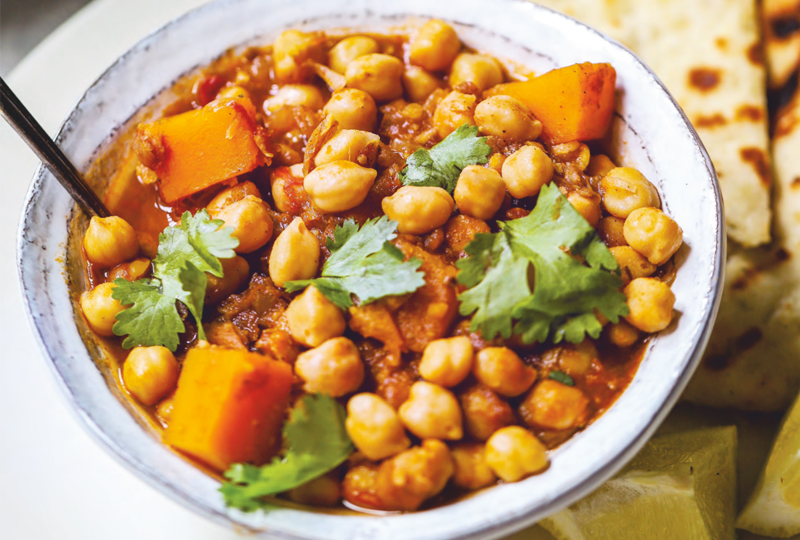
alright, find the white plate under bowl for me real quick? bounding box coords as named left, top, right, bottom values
left=16, top=0, right=724, bottom=538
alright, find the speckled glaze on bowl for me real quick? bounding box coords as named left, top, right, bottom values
left=16, top=0, right=724, bottom=538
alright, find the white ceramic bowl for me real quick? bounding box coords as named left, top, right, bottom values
left=17, top=0, right=724, bottom=538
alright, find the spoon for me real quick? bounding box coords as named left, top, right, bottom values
left=0, top=76, right=110, bottom=218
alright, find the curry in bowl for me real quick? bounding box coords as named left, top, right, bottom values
left=77, top=20, right=683, bottom=513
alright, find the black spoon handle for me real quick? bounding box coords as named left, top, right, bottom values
left=0, top=76, right=110, bottom=218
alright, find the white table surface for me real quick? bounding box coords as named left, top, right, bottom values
left=0, top=2, right=554, bottom=538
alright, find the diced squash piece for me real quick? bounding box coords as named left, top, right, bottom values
left=102, top=154, right=169, bottom=237
left=164, top=347, right=292, bottom=472
left=135, top=97, right=265, bottom=203
left=488, top=62, right=616, bottom=145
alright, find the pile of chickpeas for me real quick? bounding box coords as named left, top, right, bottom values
left=79, top=18, right=683, bottom=512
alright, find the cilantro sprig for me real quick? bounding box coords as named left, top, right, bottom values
left=285, top=216, right=425, bottom=309
left=457, top=183, right=629, bottom=345
left=400, top=124, right=492, bottom=193
left=111, top=210, right=238, bottom=351
left=220, top=394, right=353, bottom=511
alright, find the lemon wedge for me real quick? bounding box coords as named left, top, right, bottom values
left=539, top=426, right=737, bottom=540
left=737, top=392, right=800, bottom=537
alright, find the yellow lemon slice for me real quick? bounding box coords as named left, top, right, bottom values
left=539, top=426, right=737, bottom=540
left=737, top=392, right=800, bottom=537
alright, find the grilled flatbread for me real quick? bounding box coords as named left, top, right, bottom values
left=762, top=0, right=800, bottom=89
left=684, top=87, right=800, bottom=411
left=533, top=0, right=772, bottom=247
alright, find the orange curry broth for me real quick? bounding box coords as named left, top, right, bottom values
left=81, top=28, right=647, bottom=512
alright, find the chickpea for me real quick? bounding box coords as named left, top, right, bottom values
left=155, top=393, right=175, bottom=426
left=501, top=145, right=554, bottom=199
left=80, top=282, right=127, bottom=336
left=346, top=53, right=404, bottom=102
left=488, top=152, right=506, bottom=174
left=323, top=88, right=377, bottom=131
left=343, top=463, right=384, bottom=510
left=382, top=186, right=454, bottom=235
left=399, top=381, right=463, bottom=440
left=623, top=207, right=683, bottom=265
left=567, top=191, right=602, bottom=227
left=607, top=320, right=640, bottom=347
left=286, top=285, right=346, bottom=347
left=485, top=426, right=548, bottom=482
left=473, top=347, right=537, bottom=397
left=449, top=53, right=503, bottom=92
left=519, top=380, right=590, bottom=431
left=375, top=439, right=454, bottom=511
left=403, top=66, right=444, bottom=103
left=273, top=29, right=324, bottom=84
left=610, top=246, right=657, bottom=285
left=585, top=154, right=616, bottom=178
left=304, top=161, right=377, bottom=213
left=409, top=20, right=461, bottom=71
left=314, top=129, right=381, bottom=168
left=216, top=84, right=251, bottom=102
left=460, top=385, right=515, bottom=441
left=295, top=337, right=364, bottom=397
left=551, top=141, right=591, bottom=173
left=433, top=90, right=477, bottom=138
left=107, top=258, right=151, bottom=282
left=122, top=346, right=179, bottom=406
left=211, top=195, right=273, bottom=254
left=542, top=339, right=597, bottom=378
left=264, top=84, right=324, bottom=112
left=419, top=336, right=474, bottom=387
left=597, top=216, right=627, bottom=247
left=206, top=181, right=261, bottom=215
left=270, top=165, right=303, bottom=213
left=329, top=36, right=379, bottom=74
left=269, top=218, right=320, bottom=287
left=346, top=393, right=411, bottom=460
left=600, top=167, right=660, bottom=218
left=454, top=165, right=506, bottom=220
left=624, top=277, right=676, bottom=333
left=451, top=443, right=497, bottom=490
left=205, top=255, right=249, bottom=304
left=83, top=216, right=139, bottom=268
left=475, top=95, right=542, bottom=141
left=288, top=473, right=341, bottom=507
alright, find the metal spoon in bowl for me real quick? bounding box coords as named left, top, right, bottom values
left=0, top=76, right=110, bottom=218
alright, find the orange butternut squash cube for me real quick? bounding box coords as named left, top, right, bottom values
left=164, top=347, right=292, bottom=472
left=488, top=63, right=616, bottom=145
left=136, top=97, right=266, bottom=203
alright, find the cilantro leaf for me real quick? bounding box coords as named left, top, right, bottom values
left=111, top=210, right=238, bottom=350
left=457, top=183, right=629, bottom=344
left=400, top=124, right=492, bottom=193
left=111, top=279, right=185, bottom=351
left=285, top=216, right=425, bottom=309
left=456, top=233, right=531, bottom=340
left=549, top=370, right=575, bottom=386
left=220, top=394, right=353, bottom=511
left=156, top=209, right=238, bottom=278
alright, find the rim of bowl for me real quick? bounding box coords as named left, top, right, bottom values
left=16, top=0, right=725, bottom=538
